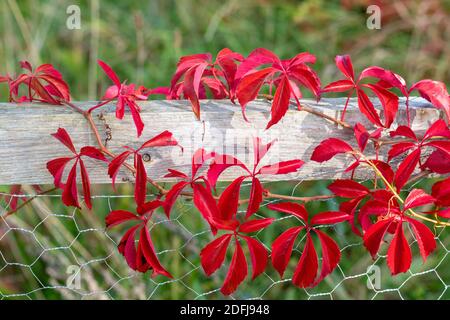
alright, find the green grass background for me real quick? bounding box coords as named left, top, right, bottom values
left=0, top=0, right=449, bottom=299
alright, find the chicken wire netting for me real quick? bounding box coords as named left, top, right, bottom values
left=0, top=176, right=449, bottom=300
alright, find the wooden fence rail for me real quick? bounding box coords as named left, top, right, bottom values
left=0, top=97, right=441, bottom=185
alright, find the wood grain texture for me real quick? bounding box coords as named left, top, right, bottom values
left=0, top=97, right=442, bottom=185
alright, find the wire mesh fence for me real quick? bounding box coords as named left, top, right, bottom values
left=0, top=177, right=449, bottom=300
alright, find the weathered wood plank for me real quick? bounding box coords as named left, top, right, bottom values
left=0, top=98, right=442, bottom=185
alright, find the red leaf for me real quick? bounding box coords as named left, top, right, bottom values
left=321, top=79, right=355, bottom=93
left=387, top=142, right=416, bottom=161
left=266, top=75, right=291, bottom=129
left=162, top=181, right=189, bottom=218
left=356, top=89, right=383, bottom=127
left=267, top=202, right=308, bottom=222
left=79, top=159, right=92, bottom=210
left=207, top=154, right=249, bottom=188
left=137, top=199, right=163, bottom=216
left=432, top=177, right=450, bottom=207
left=193, top=183, right=237, bottom=233
left=241, top=235, right=268, bottom=280
left=258, top=159, right=304, bottom=175
left=139, top=227, right=172, bottom=278
left=97, top=60, right=121, bottom=87
left=183, top=62, right=209, bottom=119
left=292, top=233, right=318, bottom=288
left=245, top=177, right=263, bottom=218
left=134, top=153, right=147, bottom=207
left=105, top=210, right=139, bottom=228
left=363, top=83, right=398, bottom=128
left=370, top=160, right=395, bottom=185
left=394, top=148, right=421, bottom=190
left=62, top=161, right=79, bottom=208
left=390, top=126, right=417, bottom=140
left=387, top=223, right=412, bottom=275
left=239, top=218, right=275, bottom=233
left=423, top=149, right=450, bottom=174
left=79, top=146, right=107, bottom=162
left=118, top=225, right=139, bottom=270
left=236, top=68, right=275, bottom=120
left=354, top=123, right=370, bottom=152
left=327, top=179, right=370, bottom=198
left=271, top=226, right=303, bottom=277
left=252, top=137, right=276, bottom=168
left=218, top=176, right=245, bottom=221
left=221, top=241, right=248, bottom=295
left=363, top=218, right=393, bottom=258
left=108, top=150, right=133, bottom=188
left=314, top=229, right=341, bottom=285
left=200, top=234, right=232, bottom=276
left=423, top=119, right=450, bottom=140
left=335, top=55, right=355, bottom=80
left=192, top=148, right=218, bottom=179
left=426, top=141, right=450, bottom=156
left=310, top=138, right=353, bottom=162
left=404, top=189, right=435, bottom=211
left=410, top=80, right=450, bottom=121
left=127, top=100, right=145, bottom=137
left=406, top=217, right=436, bottom=262
left=310, top=211, right=350, bottom=225
left=51, top=128, right=77, bottom=154
left=46, top=157, right=73, bottom=188
left=138, top=130, right=180, bottom=150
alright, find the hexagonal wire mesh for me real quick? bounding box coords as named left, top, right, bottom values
left=0, top=174, right=449, bottom=300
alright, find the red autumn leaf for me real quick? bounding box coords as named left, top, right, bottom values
left=405, top=217, right=436, bottom=261
left=236, top=48, right=320, bottom=127
left=335, top=55, right=354, bottom=79
left=105, top=210, right=140, bottom=228
left=313, top=229, right=341, bottom=285
left=356, top=89, right=383, bottom=127
left=162, top=181, right=190, bottom=218
left=200, top=233, right=233, bottom=276
left=266, top=75, right=291, bottom=129
left=118, top=225, right=139, bottom=270
left=363, top=218, right=393, bottom=258
left=139, top=226, right=172, bottom=278
left=387, top=223, right=412, bottom=275
left=108, top=150, right=134, bottom=188
left=310, top=138, right=353, bottom=162
left=236, top=68, right=275, bottom=120
left=321, top=79, right=355, bottom=93
left=47, top=128, right=107, bottom=209
left=422, top=149, right=450, bottom=174
left=217, top=176, right=246, bottom=221
left=403, top=189, right=435, bottom=211
left=410, top=80, right=450, bottom=121
left=246, top=177, right=263, bottom=218
left=239, top=218, right=275, bottom=233
left=267, top=202, right=308, bottom=222
left=271, top=226, right=304, bottom=277
left=241, top=235, right=268, bottom=280
left=258, top=159, right=305, bottom=175
left=394, top=148, right=421, bottom=190
left=134, top=153, right=147, bottom=207
left=97, top=60, right=148, bottom=137
left=327, top=179, right=370, bottom=198
left=432, top=177, right=450, bottom=207
left=387, top=142, right=416, bottom=161
left=292, top=233, right=318, bottom=288
left=138, top=130, right=181, bottom=150
left=322, top=55, right=400, bottom=127
left=10, top=61, right=70, bottom=104
left=310, top=211, right=350, bottom=225
left=221, top=241, right=248, bottom=295
left=390, top=125, right=417, bottom=140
